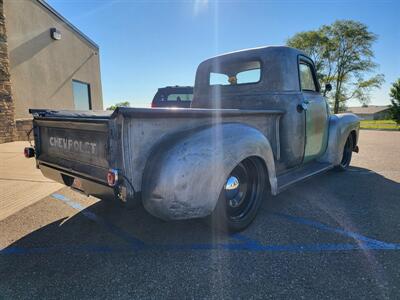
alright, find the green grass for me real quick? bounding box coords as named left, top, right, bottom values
left=360, top=119, right=400, bottom=130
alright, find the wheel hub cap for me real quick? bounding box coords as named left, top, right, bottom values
left=225, top=176, right=242, bottom=207
left=225, top=176, right=239, bottom=191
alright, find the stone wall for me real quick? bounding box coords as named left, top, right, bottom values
left=0, top=0, right=15, bottom=143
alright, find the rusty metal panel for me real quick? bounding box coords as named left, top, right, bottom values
left=119, top=110, right=283, bottom=193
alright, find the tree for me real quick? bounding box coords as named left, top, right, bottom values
left=287, top=20, right=384, bottom=113
left=106, top=101, right=130, bottom=111
left=389, top=79, right=400, bottom=125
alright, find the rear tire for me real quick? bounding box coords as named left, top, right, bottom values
left=209, top=157, right=266, bottom=232
left=335, top=134, right=354, bottom=171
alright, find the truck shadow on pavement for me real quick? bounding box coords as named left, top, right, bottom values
left=1, top=167, right=400, bottom=299
left=1, top=166, right=400, bottom=256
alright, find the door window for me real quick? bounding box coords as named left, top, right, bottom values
left=72, top=80, right=92, bottom=110
left=299, top=63, right=317, bottom=92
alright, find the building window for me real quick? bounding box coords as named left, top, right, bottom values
left=72, top=80, right=92, bottom=110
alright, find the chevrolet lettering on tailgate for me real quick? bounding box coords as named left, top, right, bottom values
left=49, top=136, right=97, bottom=155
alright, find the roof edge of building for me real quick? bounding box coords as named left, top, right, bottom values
left=346, top=105, right=391, bottom=114
left=36, top=0, right=99, bottom=50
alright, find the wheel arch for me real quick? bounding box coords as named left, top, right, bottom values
left=141, top=123, right=277, bottom=220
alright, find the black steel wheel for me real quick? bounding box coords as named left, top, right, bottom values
left=335, top=134, right=354, bottom=171
left=211, top=157, right=266, bottom=232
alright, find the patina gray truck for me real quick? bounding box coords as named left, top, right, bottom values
left=27, top=46, right=360, bottom=231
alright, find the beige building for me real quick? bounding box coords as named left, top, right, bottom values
left=0, top=0, right=103, bottom=143
left=346, top=105, right=391, bottom=120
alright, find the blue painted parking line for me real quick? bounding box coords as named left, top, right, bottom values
left=52, top=193, right=144, bottom=248
left=0, top=245, right=118, bottom=255
left=52, top=193, right=266, bottom=251
left=50, top=193, right=400, bottom=252
left=2, top=241, right=400, bottom=256
left=273, top=212, right=399, bottom=249
left=3, top=193, right=399, bottom=255
left=229, top=233, right=265, bottom=249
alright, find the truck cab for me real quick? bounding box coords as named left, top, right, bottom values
left=192, top=46, right=332, bottom=174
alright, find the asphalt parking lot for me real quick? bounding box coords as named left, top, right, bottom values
left=0, top=130, right=399, bottom=299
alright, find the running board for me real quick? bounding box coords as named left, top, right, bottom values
left=276, top=162, right=333, bottom=193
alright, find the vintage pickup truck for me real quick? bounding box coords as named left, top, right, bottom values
left=26, top=46, right=359, bottom=231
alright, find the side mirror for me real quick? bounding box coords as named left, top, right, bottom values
left=325, top=83, right=332, bottom=92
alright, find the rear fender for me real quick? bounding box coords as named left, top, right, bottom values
left=141, top=123, right=277, bottom=220
left=318, top=113, right=360, bottom=165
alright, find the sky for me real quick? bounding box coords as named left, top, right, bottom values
left=47, top=0, right=400, bottom=108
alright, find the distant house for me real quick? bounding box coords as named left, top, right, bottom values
left=0, top=0, right=103, bottom=143
left=346, top=106, right=391, bottom=120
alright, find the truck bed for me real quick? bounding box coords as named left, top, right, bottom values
left=31, top=107, right=284, bottom=200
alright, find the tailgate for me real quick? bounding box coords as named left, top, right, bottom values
left=38, top=120, right=108, bottom=168
left=33, top=116, right=111, bottom=183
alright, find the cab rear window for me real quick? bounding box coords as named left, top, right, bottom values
left=209, top=60, right=261, bottom=86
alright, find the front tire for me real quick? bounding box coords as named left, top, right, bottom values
left=335, top=134, right=354, bottom=171
left=210, top=157, right=266, bottom=232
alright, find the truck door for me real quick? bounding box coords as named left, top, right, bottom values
left=298, top=57, right=329, bottom=163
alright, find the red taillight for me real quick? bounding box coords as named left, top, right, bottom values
left=107, top=169, right=119, bottom=187
left=24, top=147, right=35, bottom=158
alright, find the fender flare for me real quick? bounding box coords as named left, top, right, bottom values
left=319, top=113, right=360, bottom=165
left=141, top=123, right=277, bottom=220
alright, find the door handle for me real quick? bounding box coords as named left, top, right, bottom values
left=297, top=101, right=308, bottom=112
